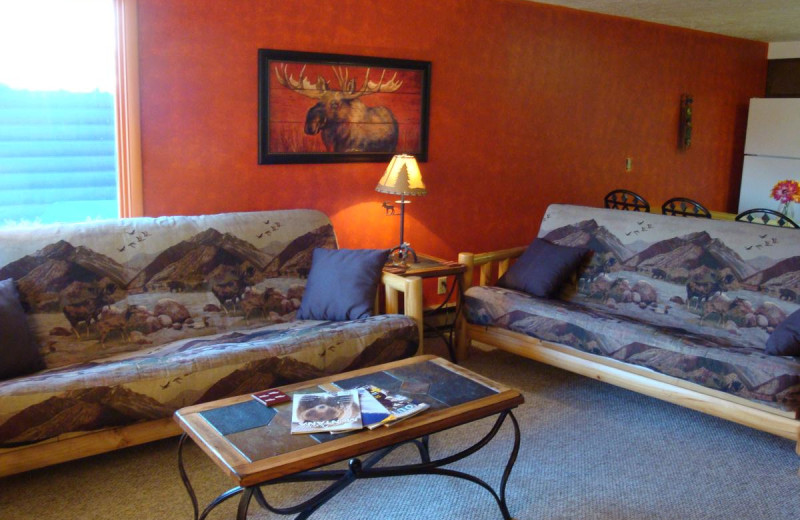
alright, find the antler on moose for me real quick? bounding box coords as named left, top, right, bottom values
left=274, top=64, right=327, bottom=99
left=331, top=66, right=403, bottom=99
left=274, top=64, right=403, bottom=99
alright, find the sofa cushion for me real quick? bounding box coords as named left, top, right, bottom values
left=497, top=238, right=589, bottom=298
left=464, top=285, right=800, bottom=412
left=0, top=278, right=43, bottom=380
left=0, top=209, right=338, bottom=370
left=766, top=309, right=800, bottom=357
left=297, top=248, right=389, bottom=321
left=0, top=314, right=418, bottom=445
left=535, top=204, right=800, bottom=350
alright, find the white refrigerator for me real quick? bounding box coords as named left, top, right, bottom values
left=737, top=98, right=800, bottom=213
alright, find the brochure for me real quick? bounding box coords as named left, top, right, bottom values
left=290, top=389, right=363, bottom=435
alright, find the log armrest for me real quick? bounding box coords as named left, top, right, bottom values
left=456, top=247, right=526, bottom=359
left=381, top=272, right=424, bottom=355
left=457, top=247, right=526, bottom=288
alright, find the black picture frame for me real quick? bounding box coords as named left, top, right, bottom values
left=258, top=49, right=431, bottom=165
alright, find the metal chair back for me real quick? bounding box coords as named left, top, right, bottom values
left=735, top=208, right=799, bottom=228
left=604, top=190, right=650, bottom=212
left=661, top=197, right=711, bottom=218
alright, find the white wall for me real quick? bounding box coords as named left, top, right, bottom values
left=768, top=42, right=800, bottom=59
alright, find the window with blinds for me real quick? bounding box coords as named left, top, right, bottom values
left=0, top=0, right=118, bottom=226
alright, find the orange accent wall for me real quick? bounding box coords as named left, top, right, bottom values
left=137, top=0, right=766, bottom=259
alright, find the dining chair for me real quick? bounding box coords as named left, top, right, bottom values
left=661, top=197, right=711, bottom=218
left=604, top=189, right=650, bottom=212
left=735, top=208, right=799, bottom=228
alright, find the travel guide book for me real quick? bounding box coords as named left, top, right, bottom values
left=290, top=389, right=363, bottom=435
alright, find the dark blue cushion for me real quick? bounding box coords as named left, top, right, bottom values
left=497, top=238, right=589, bottom=298
left=766, top=309, right=800, bottom=357
left=297, top=248, right=389, bottom=321
left=0, top=278, right=43, bottom=380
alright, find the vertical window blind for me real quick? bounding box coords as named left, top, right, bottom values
left=0, top=0, right=119, bottom=226
left=0, top=86, right=117, bottom=224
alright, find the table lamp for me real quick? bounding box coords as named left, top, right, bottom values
left=376, top=154, right=426, bottom=265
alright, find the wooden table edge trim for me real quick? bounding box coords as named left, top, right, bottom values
left=174, top=413, right=248, bottom=478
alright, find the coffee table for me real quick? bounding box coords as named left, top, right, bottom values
left=175, top=355, right=524, bottom=519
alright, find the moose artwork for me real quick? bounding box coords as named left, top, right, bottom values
left=258, top=49, right=430, bottom=164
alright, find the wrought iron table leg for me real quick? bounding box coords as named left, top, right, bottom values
left=292, top=460, right=360, bottom=520
left=347, top=410, right=521, bottom=520
left=237, top=487, right=255, bottom=520
left=248, top=458, right=361, bottom=518
left=419, top=435, right=431, bottom=463
left=179, top=433, right=245, bottom=520
left=499, top=411, right=521, bottom=519
left=177, top=433, right=199, bottom=520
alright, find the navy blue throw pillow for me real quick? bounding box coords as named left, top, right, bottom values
left=0, top=278, right=43, bottom=380
left=766, top=309, right=800, bottom=357
left=497, top=238, right=590, bottom=298
left=297, top=248, right=389, bottom=321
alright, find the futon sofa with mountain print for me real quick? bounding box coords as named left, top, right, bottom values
left=460, top=204, right=800, bottom=450
left=0, top=210, right=419, bottom=475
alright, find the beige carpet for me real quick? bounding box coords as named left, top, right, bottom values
left=1, top=342, right=799, bottom=520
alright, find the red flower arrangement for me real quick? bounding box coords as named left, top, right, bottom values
left=770, top=179, right=800, bottom=218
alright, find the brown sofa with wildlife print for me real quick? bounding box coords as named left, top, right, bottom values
left=0, top=209, right=422, bottom=476
left=458, top=204, right=800, bottom=459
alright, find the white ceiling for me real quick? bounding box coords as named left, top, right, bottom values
left=528, top=0, right=800, bottom=43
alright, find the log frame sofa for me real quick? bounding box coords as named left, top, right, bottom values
left=0, top=272, right=421, bottom=478
left=456, top=204, right=800, bottom=464
left=0, top=209, right=423, bottom=477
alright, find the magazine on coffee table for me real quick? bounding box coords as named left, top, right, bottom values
left=357, top=387, right=392, bottom=429
left=290, top=389, right=363, bottom=435
left=359, top=385, right=429, bottom=428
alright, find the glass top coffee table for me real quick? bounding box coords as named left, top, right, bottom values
left=175, top=355, right=524, bottom=519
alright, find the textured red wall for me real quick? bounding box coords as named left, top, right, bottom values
left=136, top=0, right=767, bottom=258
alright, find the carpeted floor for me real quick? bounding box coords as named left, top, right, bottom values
left=1, top=345, right=799, bottom=520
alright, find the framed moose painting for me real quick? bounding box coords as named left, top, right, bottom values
left=258, top=49, right=431, bottom=164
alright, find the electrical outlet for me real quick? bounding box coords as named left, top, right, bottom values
left=437, top=277, right=447, bottom=295
left=625, top=157, right=633, bottom=172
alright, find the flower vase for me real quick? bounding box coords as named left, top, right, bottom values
left=778, top=202, right=795, bottom=220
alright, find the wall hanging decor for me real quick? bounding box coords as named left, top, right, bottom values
left=679, top=93, right=693, bottom=150
left=258, top=49, right=431, bottom=164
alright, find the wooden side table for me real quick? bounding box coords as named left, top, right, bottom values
left=384, top=253, right=466, bottom=362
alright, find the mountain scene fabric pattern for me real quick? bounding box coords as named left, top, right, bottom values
left=0, top=210, right=336, bottom=368
left=465, top=204, right=800, bottom=411
left=0, top=210, right=417, bottom=445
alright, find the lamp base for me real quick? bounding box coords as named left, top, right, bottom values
left=389, top=242, right=418, bottom=267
